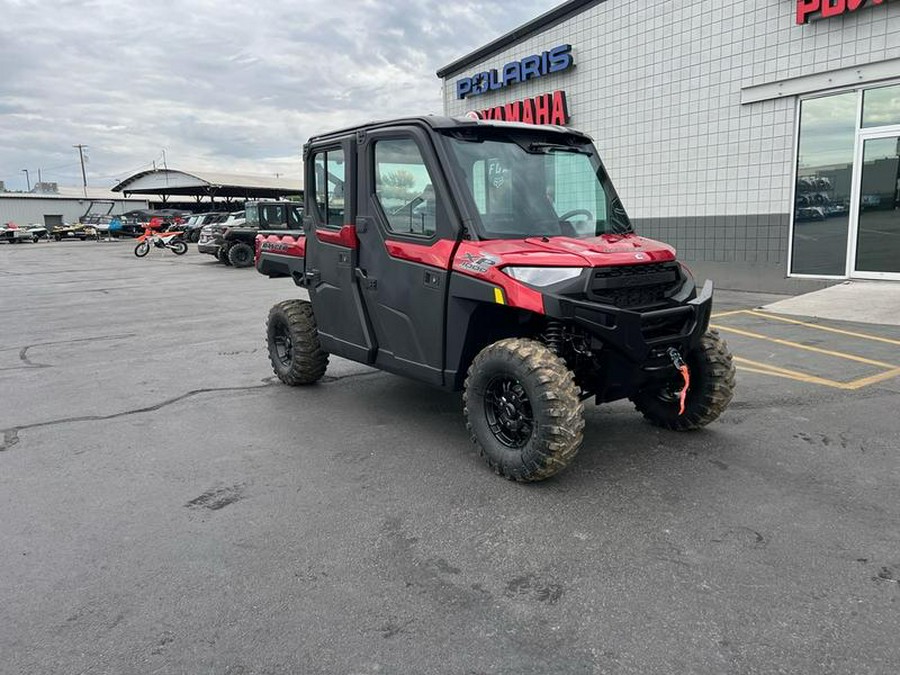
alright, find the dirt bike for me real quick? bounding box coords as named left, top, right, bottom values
left=134, top=228, right=188, bottom=257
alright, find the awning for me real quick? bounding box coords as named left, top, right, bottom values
left=111, top=169, right=302, bottom=200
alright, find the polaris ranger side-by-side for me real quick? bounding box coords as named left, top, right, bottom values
left=199, top=201, right=302, bottom=267
left=256, top=117, right=735, bottom=481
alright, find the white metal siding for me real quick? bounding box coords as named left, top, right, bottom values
left=0, top=197, right=149, bottom=226
left=441, top=1, right=900, bottom=277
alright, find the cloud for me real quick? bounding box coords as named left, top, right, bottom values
left=0, top=0, right=549, bottom=190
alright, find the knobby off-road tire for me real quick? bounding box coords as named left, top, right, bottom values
left=267, top=300, right=328, bottom=385
left=464, top=338, right=585, bottom=482
left=228, top=242, right=254, bottom=267
left=134, top=241, right=150, bottom=257
left=171, top=240, right=188, bottom=255
left=631, top=329, right=736, bottom=431
left=217, top=245, right=232, bottom=265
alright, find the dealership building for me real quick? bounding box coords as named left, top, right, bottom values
left=438, top=0, right=900, bottom=292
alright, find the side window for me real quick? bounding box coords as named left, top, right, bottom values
left=312, top=148, right=346, bottom=227
left=260, top=204, right=285, bottom=229
left=288, top=205, right=302, bottom=227
left=374, top=138, right=440, bottom=237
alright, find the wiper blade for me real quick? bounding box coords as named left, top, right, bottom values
left=526, top=142, right=591, bottom=155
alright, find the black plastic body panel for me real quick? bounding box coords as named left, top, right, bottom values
left=354, top=125, right=461, bottom=387
left=543, top=279, right=713, bottom=363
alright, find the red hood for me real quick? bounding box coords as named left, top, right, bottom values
left=466, top=233, right=676, bottom=267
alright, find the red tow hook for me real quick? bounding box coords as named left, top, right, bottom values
left=667, top=347, right=691, bottom=415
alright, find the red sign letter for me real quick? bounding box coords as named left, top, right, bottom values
left=503, top=101, right=521, bottom=122
left=534, top=94, right=551, bottom=125
left=820, top=0, right=846, bottom=18
left=550, top=90, right=570, bottom=126
left=797, top=0, right=820, bottom=23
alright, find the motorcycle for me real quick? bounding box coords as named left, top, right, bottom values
left=134, top=228, right=188, bottom=257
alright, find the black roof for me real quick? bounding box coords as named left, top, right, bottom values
left=306, top=116, right=591, bottom=147
left=436, top=0, right=602, bottom=79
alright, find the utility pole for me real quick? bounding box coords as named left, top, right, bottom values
left=21, top=169, right=30, bottom=191
left=73, top=144, right=88, bottom=197
left=38, top=168, right=42, bottom=185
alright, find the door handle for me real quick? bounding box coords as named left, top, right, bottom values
left=356, top=268, right=377, bottom=290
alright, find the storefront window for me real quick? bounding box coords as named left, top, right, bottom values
left=855, top=136, right=900, bottom=274
left=862, top=84, right=900, bottom=129
left=791, top=92, right=857, bottom=275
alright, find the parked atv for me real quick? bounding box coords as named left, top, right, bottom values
left=257, top=116, right=735, bottom=481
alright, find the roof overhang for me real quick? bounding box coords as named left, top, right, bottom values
left=111, top=169, right=303, bottom=199
left=436, top=0, right=601, bottom=79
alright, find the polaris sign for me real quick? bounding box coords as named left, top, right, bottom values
left=455, top=44, right=573, bottom=100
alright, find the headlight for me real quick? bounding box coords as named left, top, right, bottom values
left=503, top=266, right=583, bottom=286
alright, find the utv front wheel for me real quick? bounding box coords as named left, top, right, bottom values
left=464, top=338, right=584, bottom=482
left=267, top=300, right=328, bottom=385
left=631, top=329, right=736, bottom=431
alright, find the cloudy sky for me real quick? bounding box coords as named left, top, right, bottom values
left=0, top=0, right=550, bottom=191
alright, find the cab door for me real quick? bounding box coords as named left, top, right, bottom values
left=355, top=127, right=456, bottom=385
left=304, top=140, right=375, bottom=363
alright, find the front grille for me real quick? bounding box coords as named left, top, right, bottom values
left=588, top=262, right=682, bottom=309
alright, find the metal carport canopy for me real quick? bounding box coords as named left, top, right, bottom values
left=111, top=169, right=302, bottom=200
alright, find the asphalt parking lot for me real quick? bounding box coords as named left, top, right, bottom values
left=2, top=241, right=899, bottom=674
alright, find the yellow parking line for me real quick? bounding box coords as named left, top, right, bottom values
left=845, top=367, right=900, bottom=390
left=711, top=324, right=898, bottom=369
left=736, top=365, right=840, bottom=386
left=733, top=357, right=849, bottom=388
left=711, top=309, right=751, bottom=319
left=734, top=357, right=900, bottom=390
left=745, top=310, right=900, bottom=347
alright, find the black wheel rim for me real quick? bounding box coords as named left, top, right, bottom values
left=234, top=248, right=250, bottom=264
left=272, top=321, right=293, bottom=366
left=484, top=375, right=534, bottom=448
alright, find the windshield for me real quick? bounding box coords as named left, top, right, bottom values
left=245, top=205, right=259, bottom=227
left=444, top=132, right=632, bottom=239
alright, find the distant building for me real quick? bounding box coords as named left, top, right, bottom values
left=33, top=182, right=59, bottom=194
left=0, top=181, right=5, bottom=192
left=0, top=187, right=149, bottom=227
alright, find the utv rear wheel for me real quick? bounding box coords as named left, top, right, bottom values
left=267, top=300, right=328, bottom=385
left=464, top=338, right=584, bottom=482
left=631, top=329, right=735, bottom=431
left=228, top=242, right=254, bottom=267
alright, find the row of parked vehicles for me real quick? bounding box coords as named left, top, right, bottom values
left=1, top=202, right=279, bottom=249
left=198, top=201, right=303, bottom=267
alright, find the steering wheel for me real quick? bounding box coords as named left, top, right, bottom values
left=559, top=209, right=593, bottom=223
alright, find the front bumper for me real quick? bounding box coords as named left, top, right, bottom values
left=197, top=242, right=220, bottom=255
left=543, top=279, right=714, bottom=363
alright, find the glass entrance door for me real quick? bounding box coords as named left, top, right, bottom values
left=850, top=130, right=900, bottom=279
